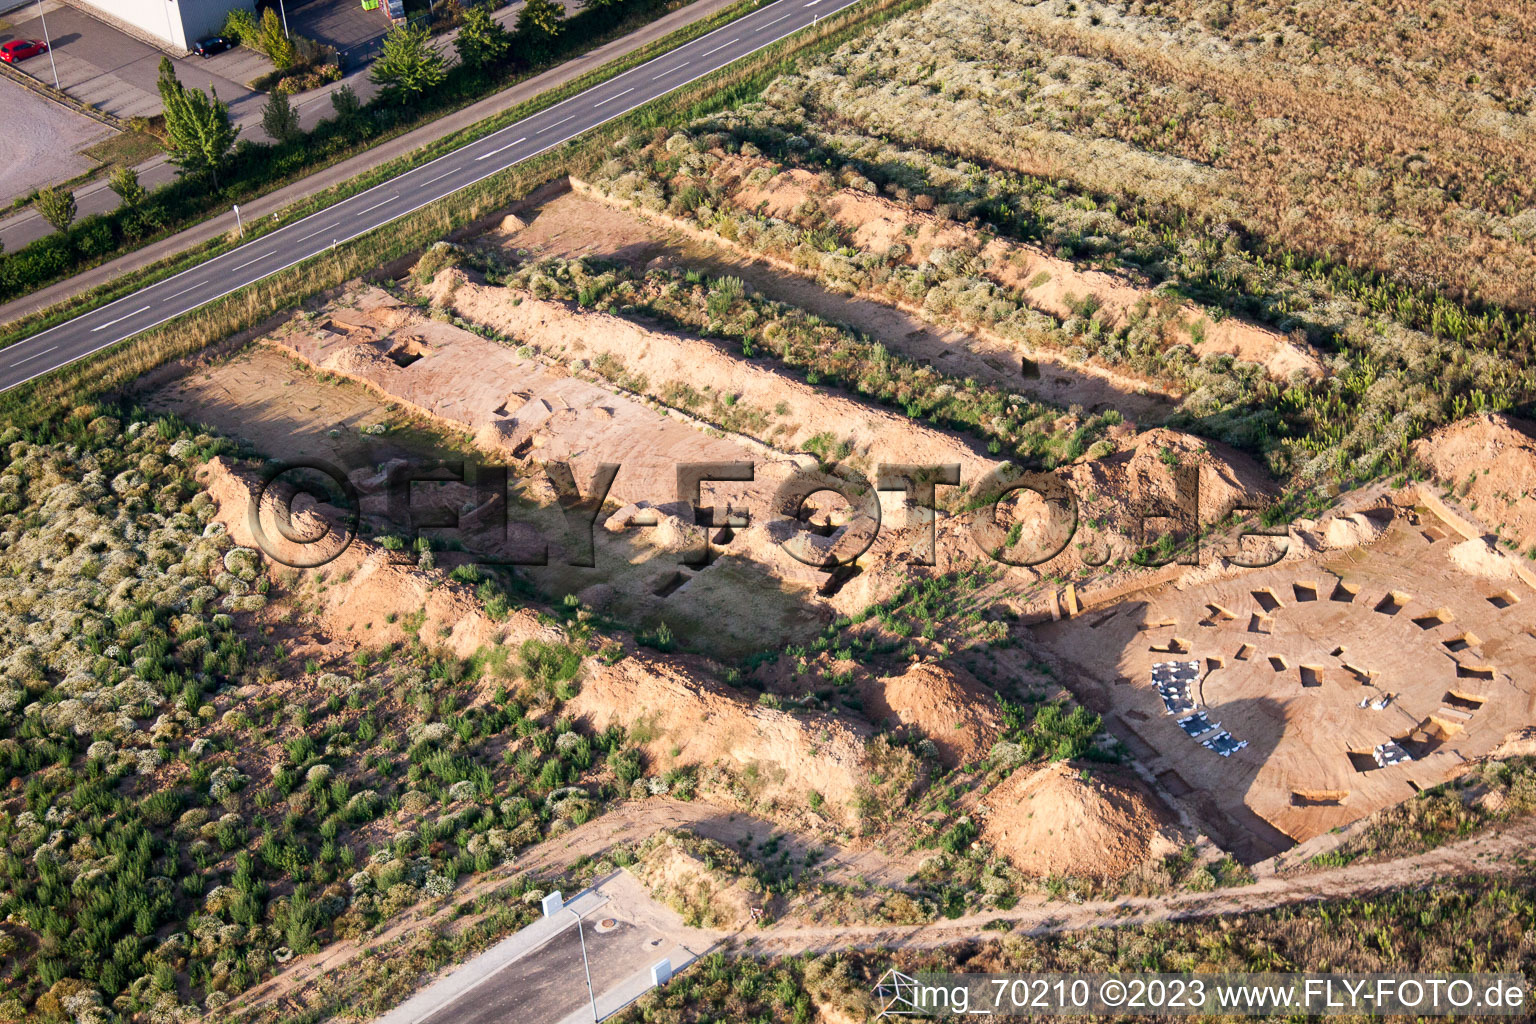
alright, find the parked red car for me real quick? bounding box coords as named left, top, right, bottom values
left=0, top=39, right=48, bottom=63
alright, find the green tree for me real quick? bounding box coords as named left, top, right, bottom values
left=455, top=2, right=511, bottom=71
left=35, top=186, right=77, bottom=233
left=516, top=0, right=565, bottom=51
left=157, top=57, right=238, bottom=185
left=371, top=23, right=447, bottom=103
left=255, top=7, right=296, bottom=69
left=223, top=6, right=258, bottom=44
left=329, top=83, right=361, bottom=122
left=107, top=166, right=146, bottom=207
left=261, top=89, right=301, bottom=144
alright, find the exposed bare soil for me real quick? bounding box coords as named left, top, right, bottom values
left=715, top=156, right=1321, bottom=384
left=1414, top=414, right=1536, bottom=555
left=1036, top=502, right=1536, bottom=852
left=861, top=663, right=1001, bottom=769
left=489, top=187, right=1174, bottom=421
left=980, top=761, right=1184, bottom=879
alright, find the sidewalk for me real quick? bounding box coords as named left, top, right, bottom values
left=0, top=0, right=581, bottom=252
left=0, top=0, right=741, bottom=328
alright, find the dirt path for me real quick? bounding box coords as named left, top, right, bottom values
left=244, top=794, right=1533, bottom=1023
left=456, top=797, right=1535, bottom=961
left=512, top=797, right=1534, bottom=959
left=745, top=818, right=1535, bottom=955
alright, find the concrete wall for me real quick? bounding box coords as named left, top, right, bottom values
left=175, top=0, right=245, bottom=46
left=75, top=0, right=246, bottom=50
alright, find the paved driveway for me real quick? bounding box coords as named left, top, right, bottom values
left=2, top=1, right=267, bottom=121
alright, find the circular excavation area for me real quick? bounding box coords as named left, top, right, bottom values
left=1043, top=506, right=1536, bottom=851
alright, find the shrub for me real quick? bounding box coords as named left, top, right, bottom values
left=35, top=187, right=77, bottom=233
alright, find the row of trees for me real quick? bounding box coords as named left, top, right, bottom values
left=0, top=0, right=669, bottom=300
left=369, top=0, right=566, bottom=103
left=20, top=2, right=565, bottom=235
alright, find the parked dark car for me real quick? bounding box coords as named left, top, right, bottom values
left=0, top=39, right=48, bottom=63
left=192, top=36, right=233, bottom=57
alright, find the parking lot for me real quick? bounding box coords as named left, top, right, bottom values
left=0, top=0, right=266, bottom=121
left=285, top=0, right=394, bottom=70
left=0, top=75, right=111, bottom=203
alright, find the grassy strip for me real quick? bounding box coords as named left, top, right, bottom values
left=0, top=0, right=764, bottom=326
left=0, top=0, right=921, bottom=426
left=0, top=0, right=766, bottom=351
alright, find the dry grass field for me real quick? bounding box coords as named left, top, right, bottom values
left=782, top=0, right=1536, bottom=310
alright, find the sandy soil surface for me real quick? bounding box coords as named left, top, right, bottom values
left=1414, top=414, right=1536, bottom=555
left=1035, top=507, right=1536, bottom=851
left=0, top=78, right=111, bottom=204
left=980, top=761, right=1184, bottom=878
left=242, top=794, right=1536, bottom=1021
left=861, top=663, right=1002, bottom=769
left=146, top=344, right=475, bottom=469
left=747, top=814, right=1536, bottom=955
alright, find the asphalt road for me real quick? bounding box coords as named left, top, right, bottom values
left=0, top=0, right=861, bottom=393
left=418, top=919, right=662, bottom=1024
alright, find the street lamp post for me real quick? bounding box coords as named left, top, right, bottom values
left=233, top=203, right=244, bottom=236
left=35, top=0, right=61, bottom=90
left=568, top=907, right=599, bottom=1022
left=277, top=0, right=290, bottom=37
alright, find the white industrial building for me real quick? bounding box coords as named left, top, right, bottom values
left=70, top=0, right=252, bottom=52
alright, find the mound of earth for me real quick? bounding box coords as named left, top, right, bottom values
left=862, top=663, right=1001, bottom=768
left=1448, top=537, right=1518, bottom=579
left=432, top=270, right=995, bottom=481
left=709, top=155, right=1311, bottom=381
left=198, top=457, right=506, bottom=660
left=1066, top=427, right=1277, bottom=527
left=1413, top=414, right=1536, bottom=548
left=566, top=653, right=871, bottom=825
left=980, top=761, right=1182, bottom=878
left=1321, top=509, right=1391, bottom=549
left=201, top=456, right=873, bottom=826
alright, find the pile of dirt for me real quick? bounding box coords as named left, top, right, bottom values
left=862, top=663, right=1001, bottom=768
left=979, top=761, right=1182, bottom=878
left=1492, top=728, right=1536, bottom=760
left=434, top=271, right=996, bottom=482
left=1448, top=537, right=1518, bottom=579
left=566, top=652, right=872, bottom=826
left=1064, top=427, right=1277, bottom=530
left=198, top=456, right=509, bottom=661
left=709, top=155, right=1317, bottom=382
left=201, top=456, right=874, bottom=826
left=1413, top=414, right=1536, bottom=550
left=1320, top=509, right=1391, bottom=549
